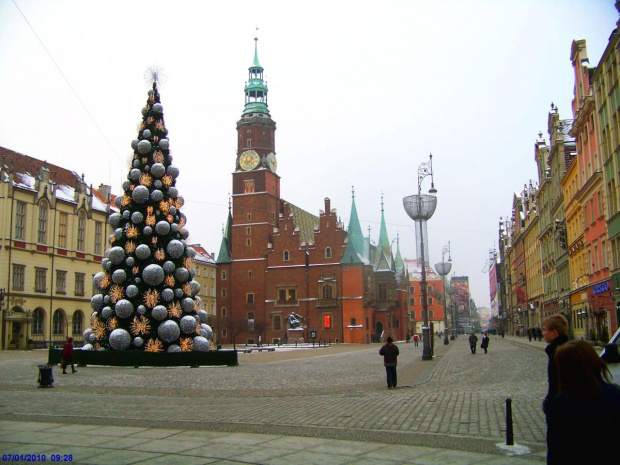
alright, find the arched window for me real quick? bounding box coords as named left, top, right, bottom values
left=72, top=311, right=83, bottom=335
left=38, top=201, right=48, bottom=244
left=325, top=247, right=332, bottom=259
left=32, top=309, right=44, bottom=335
left=53, top=310, right=64, bottom=335
left=221, top=270, right=227, bottom=280
left=283, top=250, right=290, bottom=261
left=221, top=288, right=227, bottom=298
left=77, top=211, right=86, bottom=251
left=322, top=284, right=334, bottom=299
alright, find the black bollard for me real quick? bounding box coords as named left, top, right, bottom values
left=505, top=398, right=514, bottom=445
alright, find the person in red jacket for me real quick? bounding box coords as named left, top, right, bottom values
left=61, top=337, right=77, bottom=374
left=379, top=337, right=399, bottom=389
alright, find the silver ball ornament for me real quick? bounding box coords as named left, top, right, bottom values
left=125, top=256, right=135, bottom=267
left=167, top=240, right=185, bottom=259
left=126, top=284, right=139, bottom=298
left=101, top=306, right=114, bottom=319
left=122, top=209, right=131, bottom=219
left=152, top=305, right=167, bottom=321
left=159, top=139, right=169, bottom=150
left=181, top=297, right=195, bottom=313
left=175, top=288, right=184, bottom=298
left=155, top=221, right=171, bottom=236
left=132, top=185, right=150, bottom=204
left=135, top=244, right=151, bottom=260
left=133, top=337, right=144, bottom=348
left=186, top=247, right=196, bottom=259
left=142, top=264, right=165, bottom=286
left=93, top=272, right=105, bottom=289
left=180, top=315, right=198, bottom=334
left=109, top=328, right=131, bottom=351
left=90, top=294, right=104, bottom=311
left=142, top=225, right=153, bottom=236
left=167, top=165, right=180, bottom=179
left=108, top=246, right=125, bottom=265
left=131, top=211, right=144, bottom=224
left=122, top=181, right=131, bottom=192
left=197, top=309, right=208, bottom=323
left=153, top=103, right=163, bottom=113
left=114, top=299, right=134, bottom=319
left=83, top=328, right=93, bottom=342
left=168, top=187, right=178, bottom=198
left=154, top=180, right=162, bottom=189
left=193, top=336, right=210, bottom=351
left=131, top=139, right=139, bottom=150
left=109, top=213, right=121, bottom=228
left=142, top=129, right=152, bottom=138
left=200, top=324, right=213, bottom=341
left=157, top=320, right=180, bottom=343
left=163, top=261, right=175, bottom=273
left=173, top=267, right=189, bottom=283
left=190, top=280, right=200, bottom=296
left=150, top=163, right=165, bottom=178
left=82, top=344, right=93, bottom=351
left=137, top=139, right=152, bottom=154
left=167, top=345, right=181, bottom=353
left=137, top=305, right=147, bottom=315
left=150, top=190, right=163, bottom=202
left=129, top=168, right=142, bottom=181
left=112, top=269, right=127, bottom=285
left=161, top=288, right=174, bottom=302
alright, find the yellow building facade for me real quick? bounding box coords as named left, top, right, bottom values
left=0, top=147, right=112, bottom=349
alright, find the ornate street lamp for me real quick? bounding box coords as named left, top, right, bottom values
left=403, top=154, right=437, bottom=361
left=435, top=242, right=452, bottom=345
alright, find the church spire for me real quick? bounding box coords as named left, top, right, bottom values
left=374, top=193, right=395, bottom=271
left=341, top=186, right=367, bottom=264
left=242, top=35, right=269, bottom=117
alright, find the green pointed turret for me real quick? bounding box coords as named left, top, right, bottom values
left=242, top=37, right=270, bottom=117
left=341, top=187, right=367, bottom=265
left=216, top=205, right=233, bottom=264
left=374, top=195, right=395, bottom=271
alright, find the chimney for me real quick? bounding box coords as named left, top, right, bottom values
left=324, top=197, right=331, bottom=215
left=98, top=183, right=112, bottom=202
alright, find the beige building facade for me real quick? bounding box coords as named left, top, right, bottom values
left=0, top=147, right=113, bottom=349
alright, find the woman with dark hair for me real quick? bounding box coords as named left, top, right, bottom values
left=547, top=340, right=620, bottom=464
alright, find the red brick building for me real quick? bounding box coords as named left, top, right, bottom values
left=215, top=41, right=408, bottom=345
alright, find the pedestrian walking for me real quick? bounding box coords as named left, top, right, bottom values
left=528, top=328, right=533, bottom=341
left=379, top=336, right=399, bottom=390
left=61, top=337, right=77, bottom=374
left=480, top=333, right=489, bottom=354
left=542, top=314, right=569, bottom=419
left=547, top=340, right=620, bottom=464
left=413, top=333, right=419, bottom=347
left=468, top=332, right=478, bottom=354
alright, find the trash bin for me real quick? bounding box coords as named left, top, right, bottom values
left=37, top=365, right=54, bottom=388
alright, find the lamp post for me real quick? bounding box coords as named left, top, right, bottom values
left=435, top=242, right=452, bottom=345
left=403, top=154, right=437, bottom=361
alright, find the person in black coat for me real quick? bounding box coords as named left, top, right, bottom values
left=547, top=340, right=620, bottom=464
left=379, top=337, right=399, bottom=389
left=480, top=333, right=490, bottom=354
left=542, top=314, right=569, bottom=418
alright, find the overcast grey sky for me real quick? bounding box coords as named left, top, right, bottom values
left=0, top=0, right=617, bottom=309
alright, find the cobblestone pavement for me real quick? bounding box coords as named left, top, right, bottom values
left=0, top=335, right=550, bottom=463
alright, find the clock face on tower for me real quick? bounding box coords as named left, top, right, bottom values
left=239, top=150, right=260, bottom=171
left=265, top=152, right=277, bottom=173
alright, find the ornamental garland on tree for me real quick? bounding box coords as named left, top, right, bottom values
left=83, top=74, right=213, bottom=352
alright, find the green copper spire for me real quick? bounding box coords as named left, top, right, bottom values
left=341, top=187, right=367, bottom=265
left=374, top=194, right=395, bottom=271
left=395, top=233, right=404, bottom=270
left=216, top=199, right=233, bottom=264
left=242, top=36, right=270, bottom=117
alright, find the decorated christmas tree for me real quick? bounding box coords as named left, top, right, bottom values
left=83, top=73, right=212, bottom=353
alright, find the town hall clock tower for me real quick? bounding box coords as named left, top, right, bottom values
left=217, top=38, right=281, bottom=343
